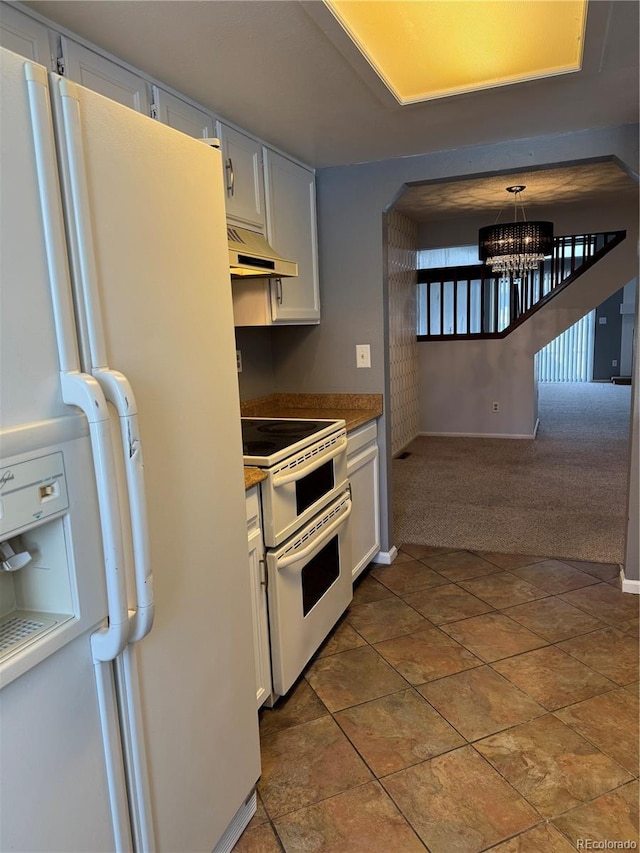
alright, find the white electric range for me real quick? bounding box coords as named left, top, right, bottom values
left=241, top=417, right=352, bottom=698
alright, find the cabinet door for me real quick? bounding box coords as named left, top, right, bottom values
left=152, top=86, right=215, bottom=138
left=347, top=442, right=380, bottom=581
left=264, top=149, right=320, bottom=324
left=0, top=5, right=52, bottom=65
left=216, top=122, right=265, bottom=230
left=61, top=37, right=151, bottom=114
left=246, top=490, right=272, bottom=707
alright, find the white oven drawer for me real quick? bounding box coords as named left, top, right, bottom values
left=266, top=490, right=352, bottom=697
left=260, top=429, right=348, bottom=547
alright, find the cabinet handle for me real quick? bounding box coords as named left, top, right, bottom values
left=225, top=157, right=235, bottom=196
left=275, top=277, right=283, bottom=304
left=259, top=558, right=268, bottom=590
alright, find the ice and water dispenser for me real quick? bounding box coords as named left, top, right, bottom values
left=0, top=451, right=75, bottom=667
left=0, top=426, right=107, bottom=686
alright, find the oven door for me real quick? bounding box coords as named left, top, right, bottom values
left=261, top=429, right=348, bottom=547
left=266, top=490, right=352, bottom=698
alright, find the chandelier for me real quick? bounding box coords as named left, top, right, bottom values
left=478, top=185, right=553, bottom=279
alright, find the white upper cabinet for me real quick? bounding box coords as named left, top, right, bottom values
left=3, top=6, right=319, bottom=325
left=60, top=38, right=151, bottom=114
left=0, top=4, right=52, bottom=66
left=152, top=86, right=215, bottom=139
left=231, top=149, right=321, bottom=327
left=264, top=149, right=320, bottom=324
left=216, top=122, right=265, bottom=231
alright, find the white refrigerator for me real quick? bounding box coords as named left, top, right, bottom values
left=0, top=46, right=261, bottom=852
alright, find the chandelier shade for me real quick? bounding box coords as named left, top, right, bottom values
left=478, top=220, right=554, bottom=275
left=478, top=186, right=553, bottom=278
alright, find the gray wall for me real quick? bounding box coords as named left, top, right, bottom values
left=594, top=289, right=624, bottom=380
left=415, top=198, right=638, bottom=436
left=235, top=326, right=275, bottom=402
left=268, top=125, right=639, bottom=557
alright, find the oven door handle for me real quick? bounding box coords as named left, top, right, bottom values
left=271, top=434, right=347, bottom=487
left=276, top=498, right=352, bottom=570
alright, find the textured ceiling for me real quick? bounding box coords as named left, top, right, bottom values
left=394, top=161, right=639, bottom=222
left=22, top=0, right=640, bottom=169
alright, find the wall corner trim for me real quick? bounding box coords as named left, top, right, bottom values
left=372, top=546, right=398, bottom=565
left=620, top=569, right=640, bottom=595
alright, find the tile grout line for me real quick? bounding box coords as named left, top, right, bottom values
left=247, top=549, right=637, bottom=852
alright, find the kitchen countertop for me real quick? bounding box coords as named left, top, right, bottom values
left=244, top=467, right=268, bottom=490
left=240, top=393, right=383, bottom=433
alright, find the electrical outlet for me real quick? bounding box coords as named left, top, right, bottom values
left=612, top=359, right=618, bottom=368
left=491, top=401, right=500, bottom=413
left=598, top=316, right=607, bottom=325
left=356, top=344, right=371, bottom=368
left=236, top=350, right=242, bottom=373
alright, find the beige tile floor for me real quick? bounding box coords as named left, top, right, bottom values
left=233, top=547, right=639, bottom=853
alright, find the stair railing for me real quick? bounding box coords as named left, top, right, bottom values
left=417, top=231, right=626, bottom=340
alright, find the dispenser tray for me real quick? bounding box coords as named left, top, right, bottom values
left=0, top=610, right=63, bottom=658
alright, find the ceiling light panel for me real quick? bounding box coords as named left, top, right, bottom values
left=324, top=0, right=587, bottom=104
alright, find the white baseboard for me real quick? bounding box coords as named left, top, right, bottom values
left=419, top=430, right=537, bottom=440
left=371, top=546, right=398, bottom=565
left=621, top=567, right=640, bottom=594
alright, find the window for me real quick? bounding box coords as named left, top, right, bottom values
left=535, top=311, right=595, bottom=382
left=417, top=245, right=506, bottom=335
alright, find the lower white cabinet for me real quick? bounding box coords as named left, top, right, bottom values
left=246, top=485, right=272, bottom=708
left=346, top=422, right=380, bottom=581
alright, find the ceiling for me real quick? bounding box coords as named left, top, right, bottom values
left=22, top=0, right=639, bottom=169
left=395, top=160, right=639, bottom=222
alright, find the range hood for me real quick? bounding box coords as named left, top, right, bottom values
left=228, top=226, right=298, bottom=278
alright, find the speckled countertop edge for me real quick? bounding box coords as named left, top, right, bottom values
left=243, top=406, right=380, bottom=432
left=244, top=467, right=268, bottom=490
left=241, top=393, right=382, bottom=432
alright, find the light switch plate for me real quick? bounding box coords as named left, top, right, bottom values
left=356, top=344, right=371, bottom=368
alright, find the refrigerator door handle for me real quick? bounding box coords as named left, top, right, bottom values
left=25, top=63, right=129, bottom=664
left=94, top=368, right=154, bottom=643
left=60, top=372, right=130, bottom=662
left=48, top=73, right=153, bottom=644
left=26, top=60, right=133, bottom=848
